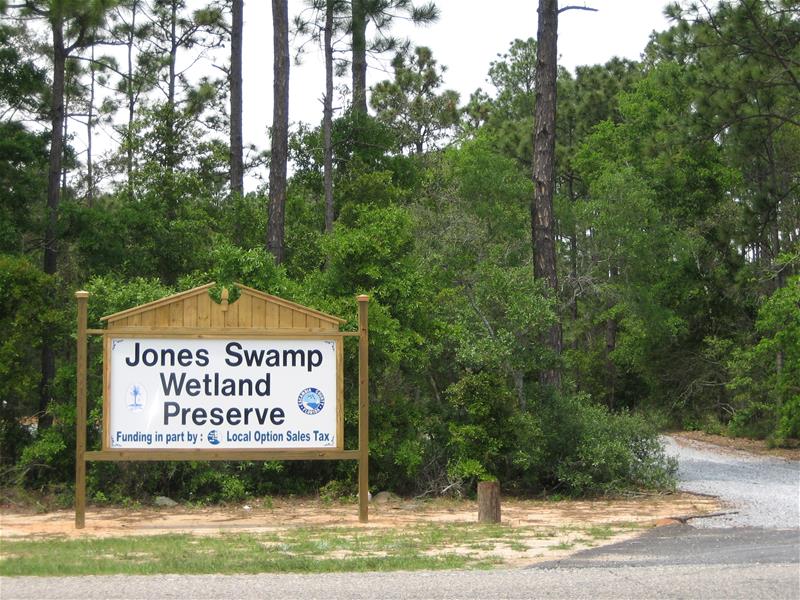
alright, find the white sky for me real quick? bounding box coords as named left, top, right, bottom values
left=240, top=0, right=674, bottom=176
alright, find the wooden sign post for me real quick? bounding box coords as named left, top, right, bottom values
left=75, top=284, right=369, bottom=528
left=75, top=291, right=89, bottom=529
left=357, top=295, right=369, bottom=523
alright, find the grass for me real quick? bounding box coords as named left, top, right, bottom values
left=548, top=540, right=575, bottom=551
left=0, top=521, right=644, bottom=577
left=0, top=524, right=499, bottom=576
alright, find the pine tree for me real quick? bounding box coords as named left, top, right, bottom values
left=229, top=0, right=243, bottom=195
left=532, top=0, right=561, bottom=387
left=5, top=0, right=116, bottom=427
left=268, top=0, right=290, bottom=264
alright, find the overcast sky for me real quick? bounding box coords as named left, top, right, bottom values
left=239, top=0, right=675, bottom=170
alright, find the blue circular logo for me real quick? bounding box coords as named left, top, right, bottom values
left=208, top=430, right=221, bottom=445
left=297, top=387, right=325, bottom=415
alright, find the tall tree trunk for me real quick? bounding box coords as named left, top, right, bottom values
left=229, top=0, right=244, bottom=195
left=165, top=0, right=179, bottom=219
left=268, top=0, right=289, bottom=264
left=61, top=93, right=69, bottom=195
left=87, top=45, right=96, bottom=207
left=323, top=0, right=334, bottom=233
left=167, top=0, right=178, bottom=120
left=765, top=127, right=786, bottom=402
left=605, top=315, right=617, bottom=410
left=532, top=0, right=562, bottom=388
left=125, top=0, right=136, bottom=200
left=40, top=15, right=67, bottom=430
left=513, top=370, right=526, bottom=411
left=567, top=174, right=581, bottom=389
left=351, top=0, right=368, bottom=115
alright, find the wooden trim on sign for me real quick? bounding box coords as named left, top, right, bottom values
left=102, top=335, right=111, bottom=451
left=336, top=339, right=344, bottom=450
left=101, top=283, right=216, bottom=323
left=235, top=283, right=348, bottom=325
left=101, top=282, right=347, bottom=327
left=102, top=328, right=359, bottom=338
left=85, top=449, right=359, bottom=462
left=78, top=283, right=367, bottom=529
left=357, top=295, right=370, bottom=523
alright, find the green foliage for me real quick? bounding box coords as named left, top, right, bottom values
left=18, top=427, right=67, bottom=481
left=186, top=468, right=248, bottom=503
left=727, top=402, right=776, bottom=440
left=179, top=241, right=294, bottom=300
left=778, top=395, right=800, bottom=441
left=0, top=418, right=32, bottom=471
left=0, top=122, right=48, bottom=253
left=0, top=23, right=48, bottom=116
left=543, top=394, right=676, bottom=495
left=445, top=372, right=515, bottom=483
left=84, top=275, right=174, bottom=325
left=371, top=46, right=460, bottom=154
left=727, top=277, right=800, bottom=442
left=443, top=373, right=550, bottom=490
left=0, top=256, right=64, bottom=414
left=474, top=38, right=538, bottom=165
left=318, top=479, right=356, bottom=502
left=17, top=0, right=796, bottom=504
left=332, top=110, right=397, bottom=174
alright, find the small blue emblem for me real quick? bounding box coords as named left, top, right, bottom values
left=127, top=384, right=146, bottom=412
left=297, top=387, right=325, bottom=415
left=208, top=430, right=221, bottom=445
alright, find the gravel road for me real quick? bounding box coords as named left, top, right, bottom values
left=662, top=435, right=800, bottom=529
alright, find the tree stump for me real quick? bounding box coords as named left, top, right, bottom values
left=477, top=481, right=501, bottom=523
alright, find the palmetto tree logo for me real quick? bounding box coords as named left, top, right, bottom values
left=127, top=384, right=146, bottom=412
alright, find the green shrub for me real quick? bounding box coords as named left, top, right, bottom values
left=544, top=394, right=675, bottom=495
left=728, top=402, right=777, bottom=439
left=319, top=479, right=356, bottom=502
left=726, top=277, right=800, bottom=442
left=777, top=395, right=800, bottom=441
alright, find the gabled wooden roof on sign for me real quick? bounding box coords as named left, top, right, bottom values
left=101, top=283, right=346, bottom=331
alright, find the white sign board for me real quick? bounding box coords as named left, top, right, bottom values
left=107, top=338, right=338, bottom=449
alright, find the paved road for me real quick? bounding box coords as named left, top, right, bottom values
left=536, top=524, right=799, bottom=568
left=2, top=561, right=798, bottom=600
left=3, top=436, right=799, bottom=599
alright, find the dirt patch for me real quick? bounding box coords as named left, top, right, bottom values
left=671, top=431, right=800, bottom=461
left=0, top=493, right=719, bottom=541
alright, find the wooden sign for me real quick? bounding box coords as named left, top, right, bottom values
left=74, top=283, right=369, bottom=527
left=107, top=337, right=339, bottom=450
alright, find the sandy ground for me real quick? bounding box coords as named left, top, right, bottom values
left=0, top=493, right=722, bottom=567
left=3, top=432, right=795, bottom=568
left=0, top=493, right=718, bottom=539
left=0, top=435, right=737, bottom=566
left=5, top=433, right=788, bottom=544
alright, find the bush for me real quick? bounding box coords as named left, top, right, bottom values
left=543, top=393, right=676, bottom=495
left=778, top=395, right=800, bottom=441
left=727, top=276, right=800, bottom=443
left=728, top=402, right=777, bottom=440
left=0, top=418, right=31, bottom=470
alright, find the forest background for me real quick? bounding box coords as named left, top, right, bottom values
left=0, top=0, right=797, bottom=505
